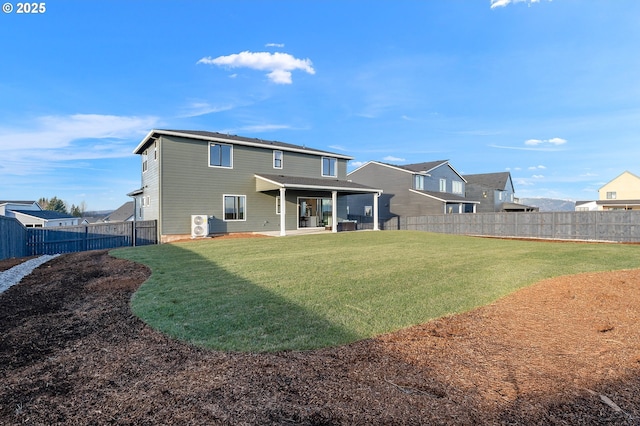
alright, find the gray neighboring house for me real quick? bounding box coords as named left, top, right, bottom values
left=102, top=201, right=135, bottom=222
left=463, top=172, right=537, bottom=212
left=346, top=160, right=479, bottom=220
left=130, top=129, right=382, bottom=242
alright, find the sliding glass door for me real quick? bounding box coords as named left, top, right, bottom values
left=298, top=197, right=332, bottom=228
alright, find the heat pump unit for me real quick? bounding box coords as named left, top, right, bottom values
left=191, top=215, right=209, bottom=238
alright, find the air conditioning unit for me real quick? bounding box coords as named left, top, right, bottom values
left=191, top=215, right=209, bottom=238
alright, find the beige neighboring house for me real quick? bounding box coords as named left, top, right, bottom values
left=596, top=171, right=640, bottom=211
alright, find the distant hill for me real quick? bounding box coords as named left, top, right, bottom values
left=519, top=198, right=576, bottom=212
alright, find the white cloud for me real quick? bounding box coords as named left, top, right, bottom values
left=179, top=101, right=235, bottom=118
left=524, top=137, right=567, bottom=146
left=528, top=165, right=546, bottom=170
left=266, top=43, right=285, bottom=48
left=0, top=113, right=159, bottom=175
left=383, top=155, right=406, bottom=162
left=532, top=174, right=545, bottom=179
left=349, top=161, right=365, bottom=168
left=547, top=137, right=567, bottom=145
left=491, top=0, right=546, bottom=9
left=197, top=51, right=315, bottom=84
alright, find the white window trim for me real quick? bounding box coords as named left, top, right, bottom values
left=223, top=194, right=246, bottom=221
left=273, top=150, right=283, bottom=169
left=209, top=142, right=234, bottom=169
left=322, top=156, right=337, bottom=177
left=414, top=175, right=425, bottom=190
left=276, top=195, right=281, bottom=215
left=142, top=149, right=148, bottom=173
left=439, top=178, right=446, bottom=192
left=452, top=180, right=463, bottom=194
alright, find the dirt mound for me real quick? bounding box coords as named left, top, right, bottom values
left=1, top=250, right=638, bottom=425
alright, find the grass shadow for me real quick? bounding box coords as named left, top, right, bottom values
left=119, top=243, right=361, bottom=352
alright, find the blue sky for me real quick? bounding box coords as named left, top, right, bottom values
left=1, top=0, right=639, bottom=211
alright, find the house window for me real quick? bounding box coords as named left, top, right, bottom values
left=153, top=143, right=157, bottom=160
left=607, top=191, right=617, bottom=199
left=142, top=149, right=148, bottom=172
left=276, top=196, right=281, bottom=214
left=452, top=181, right=463, bottom=194
left=273, top=150, right=283, bottom=169
left=209, top=143, right=233, bottom=168
left=322, top=157, right=337, bottom=177
left=224, top=195, right=246, bottom=221
left=364, top=206, right=373, bottom=217
left=439, top=178, right=446, bottom=192
left=414, top=175, right=425, bottom=190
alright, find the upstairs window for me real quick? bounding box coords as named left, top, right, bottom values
left=414, top=175, right=425, bottom=190
left=142, top=149, right=148, bottom=172
left=273, top=150, right=283, bottom=169
left=452, top=180, right=463, bottom=194
left=322, top=157, right=337, bottom=177
left=439, top=178, right=446, bottom=192
left=209, top=143, right=233, bottom=168
left=607, top=191, right=617, bottom=199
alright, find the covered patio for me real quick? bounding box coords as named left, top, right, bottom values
left=255, top=174, right=382, bottom=236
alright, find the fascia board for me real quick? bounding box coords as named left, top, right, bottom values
left=134, top=129, right=353, bottom=160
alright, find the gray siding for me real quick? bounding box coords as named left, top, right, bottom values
left=140, top=140, right=160, bottom=223
left=151, top=135, right=351, bottom=236
left=348, top=163, right=463, bottom=217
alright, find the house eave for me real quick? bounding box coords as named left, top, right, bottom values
left=134, top=129, right=353, bottom=160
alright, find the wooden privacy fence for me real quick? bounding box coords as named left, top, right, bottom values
left=0, top=219, right=157, bottom=260
left=400, top=211, right=640, bottom=242
left=353, top=211, right=640, bottom=242
left=0, top=216, right=28, bottom=260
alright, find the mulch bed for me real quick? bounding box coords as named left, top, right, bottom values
left=0, top=249, right=639, bottom=425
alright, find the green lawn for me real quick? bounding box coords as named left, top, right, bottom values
left=112, top=231, right=640, bottom=352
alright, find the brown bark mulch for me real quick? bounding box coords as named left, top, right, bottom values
left=0, top=250, right=638, bottom=425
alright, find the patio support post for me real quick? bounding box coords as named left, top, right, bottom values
left=332, top=191, right=338, bottom=233
left=373, top=191, right=380, bottom=231
left=279, top=187, right=286, bottom=236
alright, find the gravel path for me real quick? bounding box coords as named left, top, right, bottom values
left=0, top=254, right=60, bottom=294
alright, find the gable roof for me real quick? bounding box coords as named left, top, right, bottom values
left=134, top=129, right=353, bottom=160
left=103, top=201, right=134, bottom=222
left=349, top=160, right=466, bottom=181
left=12, top=210, right=76, bottom=220
left=598, top=170, right=640, bottom=190
left=463, top=172, right=513, bottom=192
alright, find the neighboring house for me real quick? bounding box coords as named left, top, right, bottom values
left=463, top=172, right=537, bottom=212
left=346, top=160, right=479, bottom=219
left=80, top=216, right=106, bottom=225
left=130, top=129, right=382, bottom=242
left=574, top=200, right=598, bottom=211
left=102, top=201, right=135, bottom=222
left=0, top=200, right=79, bottom=227
left=10, top=210, right=79, bottom=227
left=596, top=171, right=640, bottom=211
left=0, top=200, right=40, bottom=216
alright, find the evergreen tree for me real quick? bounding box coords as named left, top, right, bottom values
left=38, top=196, right=68, bottom=213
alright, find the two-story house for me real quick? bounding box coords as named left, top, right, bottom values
left=130, top=130, right=381, bottom=242
left=346, top=160, right=479, bottom=221
left=463, top=172, right=536, bottom=212
left=595, top=171, right=640, bottom=211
